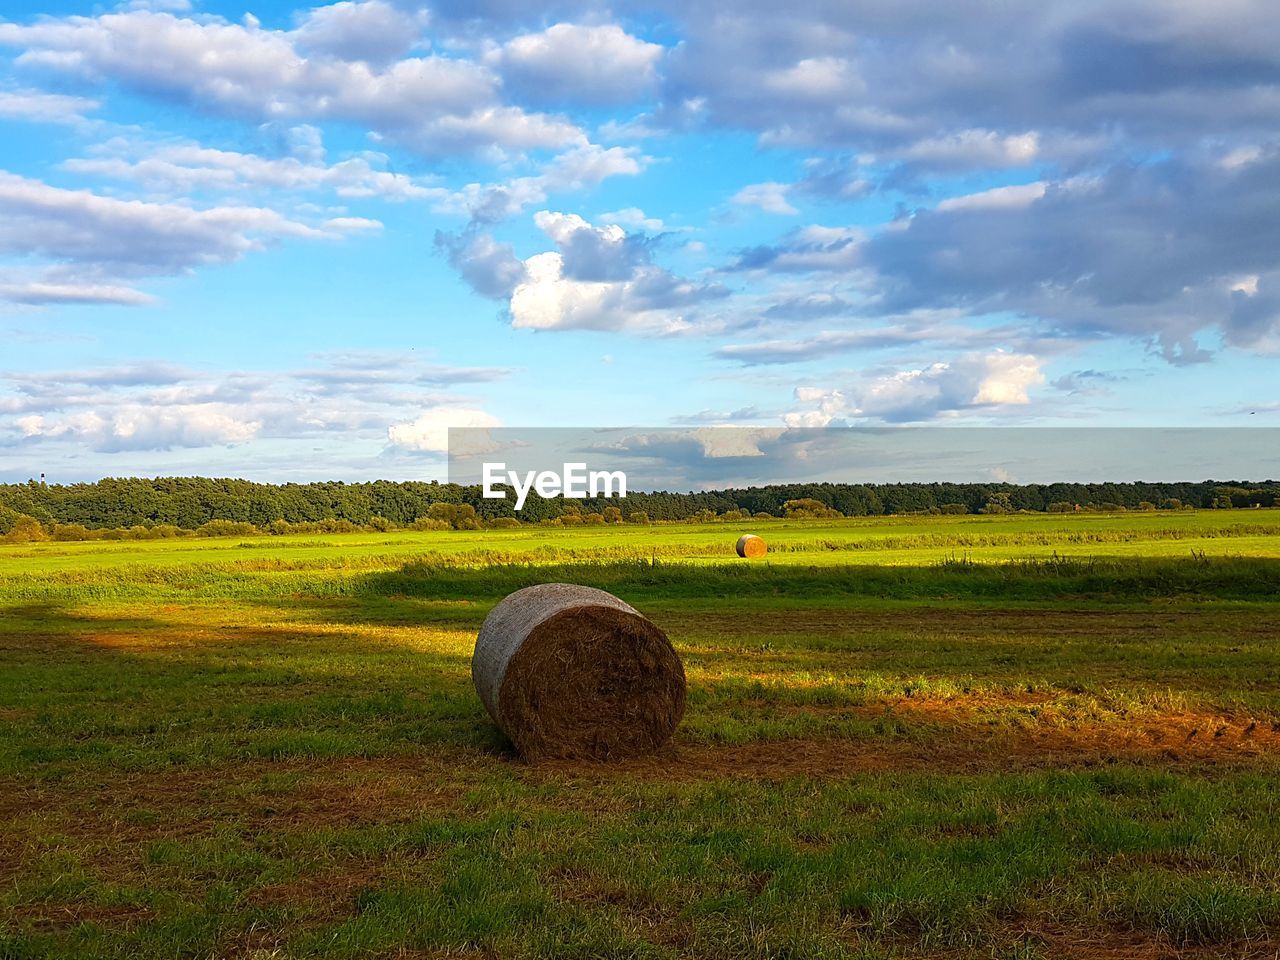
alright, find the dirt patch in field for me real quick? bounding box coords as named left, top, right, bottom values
left=0, top=836, right=30, bottom=885
left=5, top=706, right=1279, bottom=840
left=846, top=918, right=1280, bottom=959
left=667, top=605, right=1280, bottom=643
left=369, top=951, right=497, bottom=960
left=0, top=755, right=485, bottom=899
left=544, top=864, right=694, bottom=950
left=530, top=704, right=1280, bottom=782
left=255, top=860, right=385, bottom=913
left=1005, top=925, right=1280, bottom=960
left=0, top=755, right=481, bottom=847
left=11, top=901, right=154, bottom=932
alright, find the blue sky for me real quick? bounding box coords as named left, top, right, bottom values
left=1, top=0, right=1278, bottom=483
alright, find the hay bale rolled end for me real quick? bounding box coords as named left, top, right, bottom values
left=736, top=534, right=767, bottom=558
left=472, top=583, right=686, bottom=762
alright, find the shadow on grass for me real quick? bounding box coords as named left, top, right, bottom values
left=0, top=599, right=505, bottom=772
left=356, top=554, right=1280, bottom=606
left=0, top=600, right=167, bottom=644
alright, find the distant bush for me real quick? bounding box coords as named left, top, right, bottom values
left=428, top=502, right=481, bottom=530
left=939, top=503, right=968, bottom=514
left=50, top=523, right=100, bottom=541
left=408, top=517, right=450, bottom=531
left=583, top=512, right=606, bottom=525
left=0, top=505, right=31, bottom=537
left=784, top=498, right=842, bottom=519
left=1, top=511, right=47, bottom=543
left=488, top=517, right=521, bottom=529
left=754, top=512, right=776, bottom=521
left=627, top=511, right=650, bottom=525
left=980, top=493, right=1015, bottom=515
left=266, top=518, right=364, bottom=535
left=119, top=524, right=184, bottom=540
left=195, top=519, right=259, bottom=538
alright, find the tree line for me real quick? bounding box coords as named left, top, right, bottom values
left=1, top=476, right=1277, bottom=538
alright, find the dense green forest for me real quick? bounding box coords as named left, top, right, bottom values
left=1, top=476, right=1277, bottom=535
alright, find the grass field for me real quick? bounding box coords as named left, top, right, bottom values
left=3, top=510, right=1280, bottom=959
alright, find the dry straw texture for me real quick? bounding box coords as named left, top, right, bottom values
left=736, top=534, right=767, bottom=558
left=472, top=583, right=686, bottom=761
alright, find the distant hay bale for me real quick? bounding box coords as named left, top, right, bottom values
left=471, top=583, right=686, bottom=761
left=736, top=534, right=767, bottom=558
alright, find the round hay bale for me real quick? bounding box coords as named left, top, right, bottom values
left=736, top=534, right=767, bottom=558
left=472, top=583, right=686, bottom=761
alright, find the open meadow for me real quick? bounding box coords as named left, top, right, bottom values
left=3, top=509, right=1280, bottom=959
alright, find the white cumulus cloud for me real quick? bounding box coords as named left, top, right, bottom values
left=0, top=87, right=99, bottom=124
left=502, top=210, right=727, bottom=334
left=491, top=23, right=664, bottom=105
left=785, top=351, right=1046, bottom=424
left=16, top=405, right=261, bottom=452
left=293, top=0, right=428, bottom=65
left=387, top=407, right=501, bottom=453
left=0, top=10, right=583, bottom=157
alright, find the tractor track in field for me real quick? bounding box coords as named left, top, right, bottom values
left=4, top=715, right=1277, bottom=873
left=5, top=698, right=1279, bottom=846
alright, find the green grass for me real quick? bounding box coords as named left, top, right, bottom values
left=3, top=511, right=1280, bottom=958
